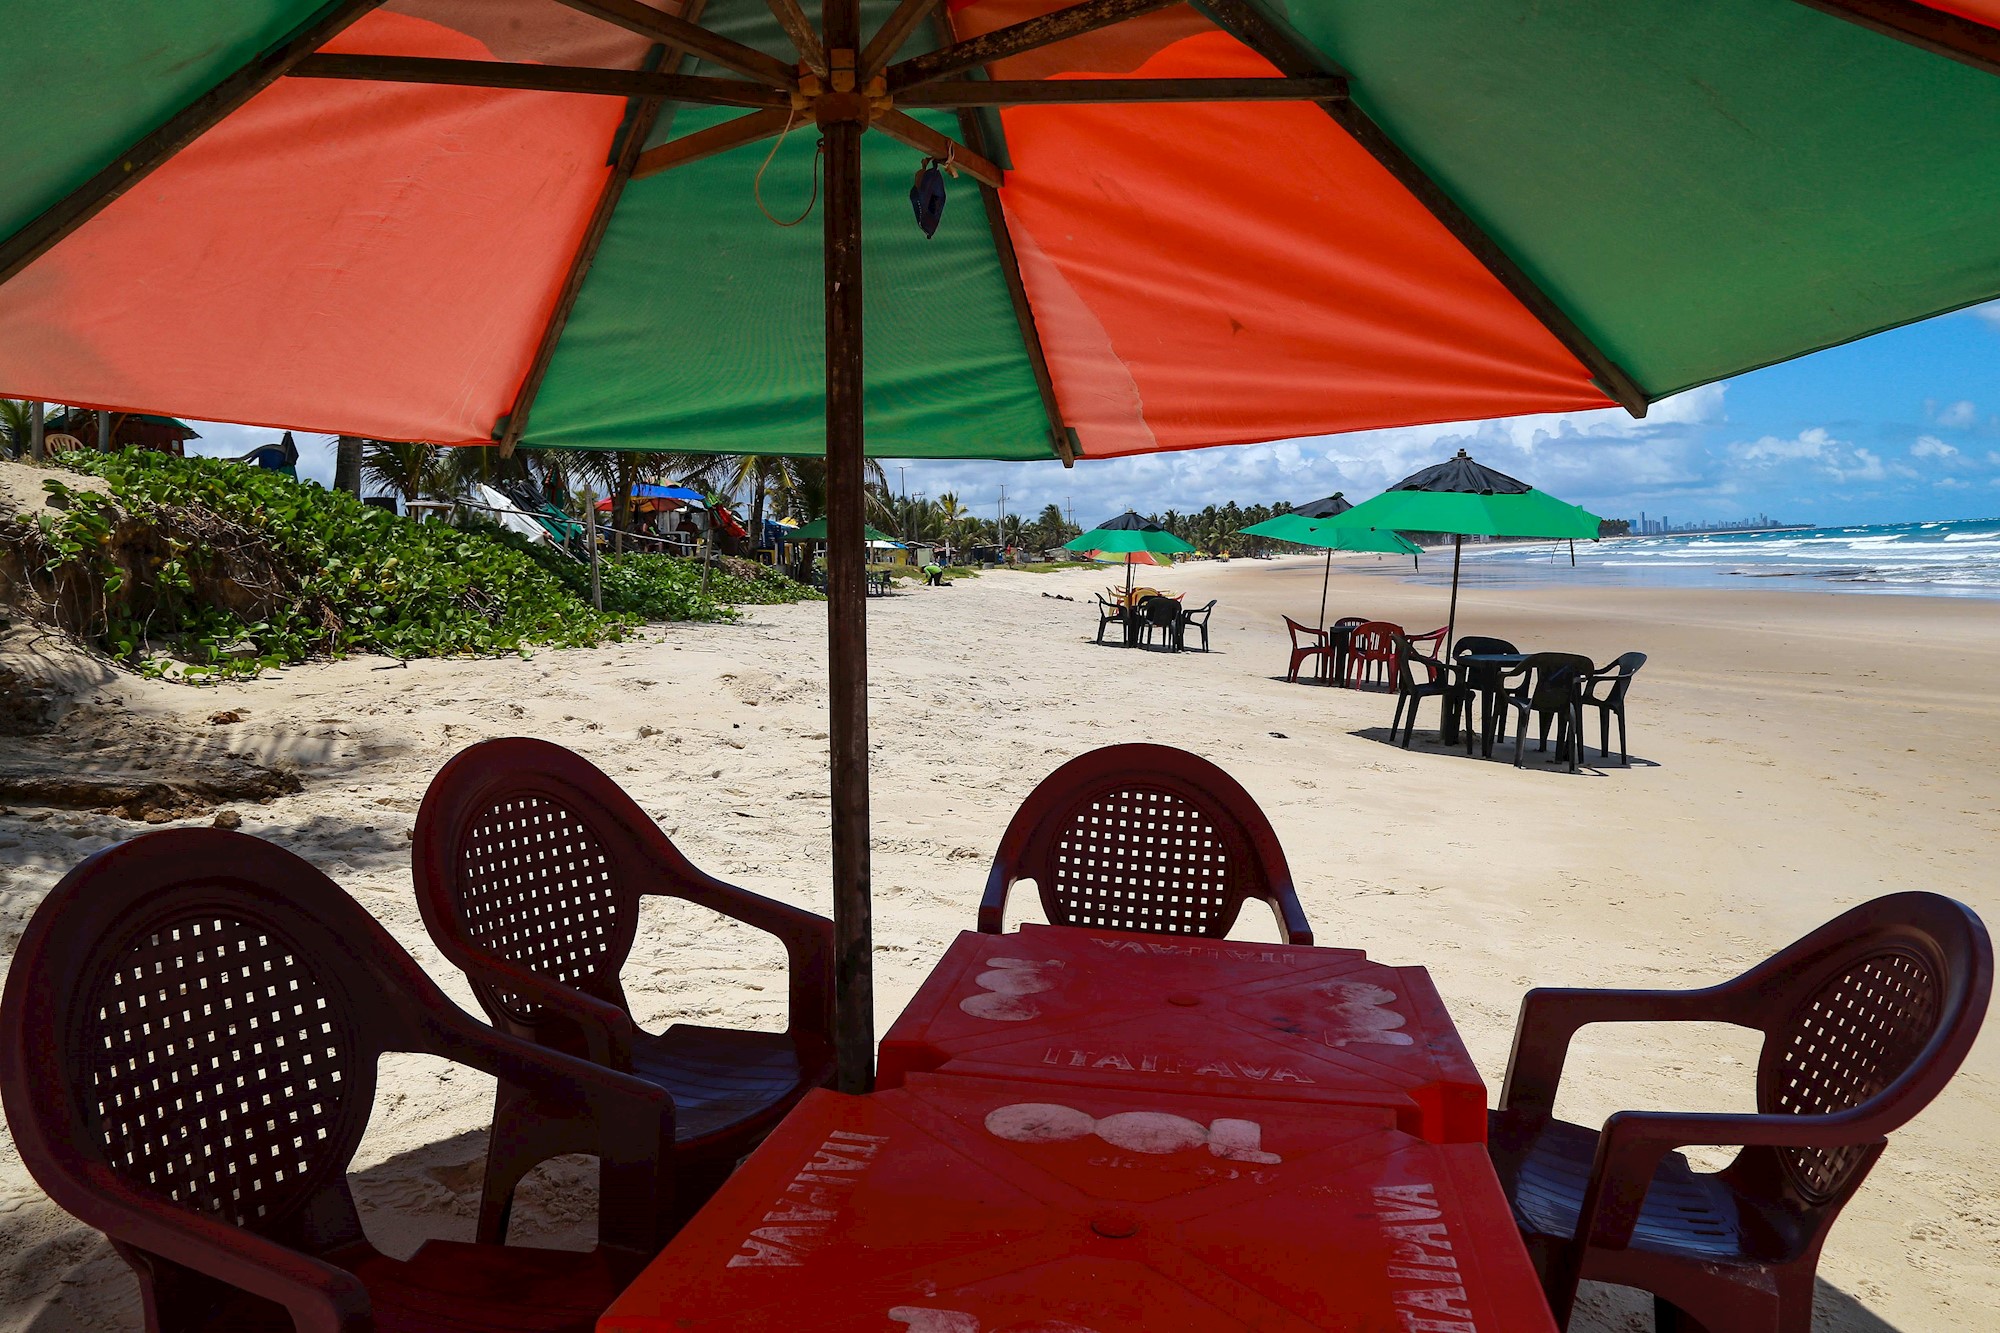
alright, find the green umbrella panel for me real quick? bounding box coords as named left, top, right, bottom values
left=1066, top=514, right=1194, bottom=598
left=1239, top=513, right=1422, bottom=632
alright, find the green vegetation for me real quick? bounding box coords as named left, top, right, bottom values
left=0, top=452, right=814, bottom=681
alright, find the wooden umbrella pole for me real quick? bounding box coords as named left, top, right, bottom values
left=821, top=7, right=874, bottom=1094
left=1445, top=534, right=1463, bottom=657
left=1317, top=549, right=1331, bottom=633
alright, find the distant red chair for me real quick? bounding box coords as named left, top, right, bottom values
left=1282, top=615, right=1330, bottom=681
left=1488, top=891, right=1992, bottom=1332
left=413, top=738, right=835, bottom=1241
left=1343, top=620, right=1403, bottom=689
left=0, top=829, right=676, bottom=1333
left=978, top=743, right=1311, bottom=944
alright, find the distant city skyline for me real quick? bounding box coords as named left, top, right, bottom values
left=177, top=301, right=2000, bottom=531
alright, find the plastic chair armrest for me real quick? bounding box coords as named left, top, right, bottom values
left=1575, top=1108, right=1886, bottom=1252
left=977, top=864, right=1014, bottom=934
left=643, top=874, right=837, bottom=1040
left=65, top=1166, right=370, bottom=1333
left=423, top=1011, right=677, bottom=1258
left=455, top=951, right=638, bottom=1067
left=1498, top=985, right=1747, bottom=1119
left=1267, top=882, right=1314, bottom=947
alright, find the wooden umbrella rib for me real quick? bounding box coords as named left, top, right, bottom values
left=555, top=0, right=798, bottom=88
left=499, top=6, right=711, bottom=454
left=290, top=54, right=789, bottom=107
left=763, top=0, right=829, bottom=76
left=1791, top=0, right=2000, bottom=77
left=0, top=0, right=385, bottom=289
left=900, top=75, right=1349, bottom=105
left=947, top=95, right=1070, bottom=465
left=631, top=108, right=795, bottom=178
left=887, top=0, right=1184, bottom=90
left=870, top=111, right=1004, bottom=188
left=1188, top=0, right=1649, bottom=417
left=861, top=0, right=945, bottom=78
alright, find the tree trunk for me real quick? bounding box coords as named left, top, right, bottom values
left=613, top=455, right=632, bottom=554
left=334, top=436, right=363, bottom=496
left=28, top=401, right=44, bottom=463
left=97, top=410, right=113, bottom=453
left=750, top=468, right=767, bottom=562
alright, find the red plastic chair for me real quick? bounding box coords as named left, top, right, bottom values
left=0, top=829, right=676, bottom=1333
left=1488, top=891, right=1992, bottom=1332
left=1282, top=616, right=1331, bottom=682
left=977, top=743, right=1311, bottom=944
left=1342, top=620, right=1402, bottom=689
left=412, top=738, right=835, bottom=1241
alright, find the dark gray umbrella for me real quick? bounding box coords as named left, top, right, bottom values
left=1291, top=492, right=1353, bottom=519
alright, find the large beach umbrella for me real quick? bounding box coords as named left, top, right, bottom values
left=1290, top=493, right=1353, bottom=520
left=1340, top=450, right=1602, bottom=653
left=1239, top=512, right=1420, bottom=631
left=1065, top=512, right=1195, bottom=598
left=788, top=517, right=896, bottom=542
left=5, top=1, right=2000, bottom=1089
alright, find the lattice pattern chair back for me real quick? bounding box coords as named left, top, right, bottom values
left=979, top=744, right=1311, bottom=944
left=3, top=828, right=683, bottom=1331
left=1, top=831, right=397, bottom=1254
left=1755, top=930, right=1952, bottom=1203
left=456, top=790, right=630, bottom=1026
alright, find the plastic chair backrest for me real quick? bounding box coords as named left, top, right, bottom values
left=1282, top=615, right=1321, bottom=648
left=1741, top=893, right=1991, bottom=1204
left=0, top=830, right=441, bottom=1255
left=979, top=744, right=1309, bottom=943
left=1332, top=617, right=1367, bottom=629
left=1391, top=633, right=1442, bottom=689
left=1593, top=651, right=1647, bottom=704
left=1347, top=621, right=1401, bottom=661
left=413, top=738, right=705, bottom=1042
left=1454, top=635, right=1518, bottom=658
left=1520, top=652, right=1593, bottom=711
left=1141, top=596, right=1181, bottom=626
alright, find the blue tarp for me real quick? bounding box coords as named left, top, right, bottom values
left=631, top=483, right=703, bottom=502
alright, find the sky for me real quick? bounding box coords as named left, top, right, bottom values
left=181, top=301, right=2000, bottom=533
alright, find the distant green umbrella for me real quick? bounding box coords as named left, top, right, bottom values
left=1339, top=450, right=1602, bottom=652
left=1240, top=513, right=1423, bottom=632
left=1065, top=511, right=1195, bottom=599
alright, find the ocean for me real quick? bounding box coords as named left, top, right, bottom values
left=1387, top=517, right=2000, bottom=600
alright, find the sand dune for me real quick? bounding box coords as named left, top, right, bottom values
left=3, top=553, right=1996, bottom=1332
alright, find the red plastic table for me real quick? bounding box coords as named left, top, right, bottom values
left=599, top=1074, right=1555, bottom=1333
left=878, top=925, right=1486, bottom=1144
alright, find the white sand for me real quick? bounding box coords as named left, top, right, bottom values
left=3, top=553, right=1996, bottom=1332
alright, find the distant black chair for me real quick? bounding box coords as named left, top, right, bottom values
left=1094, top=594, right=1128, bottom=645
left=1494, top=653, right=1593, bottom=772
left=1179, top=599, right=1216, bottom=652
left=1389, top=632, right=1462, bottom=748
left=1328, top=616, right=1367, bottom=683
left=1138, top=595, right=1183, bottom=651
left=1453, top=636, right=1521, bottom=751
left=1489, top=891, right=1992, bottom=1332
left=1579, top=652, right=1646, bottom=765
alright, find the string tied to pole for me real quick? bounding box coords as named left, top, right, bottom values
left=753, top=107, right=824, bottom=227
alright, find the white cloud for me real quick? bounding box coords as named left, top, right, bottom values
left=1970, top=301, right=2000, bottom=331
left=1934, top=400, right=1979, bottom=429
left=1911, top=435, right=1960, bottom=460
left=184, top=422, right=338, bottom=487
left=1935, top=477, right=1971, bottom=490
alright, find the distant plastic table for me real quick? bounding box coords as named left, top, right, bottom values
left=878, top=925, right=1487, bottom=1144
left=1455, top=653, right=1529, bottom=756
left=598, top=1074, right=1556, bottom=1333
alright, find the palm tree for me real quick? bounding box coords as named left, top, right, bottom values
left=0, top=399, right=33, bottom=459
left=360, top=441, right=451, bottom=504
left=935, top=492, right=968, bottom=558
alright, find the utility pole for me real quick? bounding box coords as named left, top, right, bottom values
left=997, top=484, right=1008, bottom=551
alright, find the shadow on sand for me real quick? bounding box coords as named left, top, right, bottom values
left=1571, top=1277, right=1906, bottom=1332
left=1347, top=724, right=1661, bottom=775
